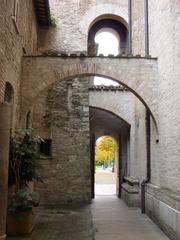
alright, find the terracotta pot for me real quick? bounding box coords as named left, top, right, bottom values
left=6, top=211, right=34, bottom=236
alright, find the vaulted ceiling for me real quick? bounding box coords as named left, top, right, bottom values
left=89, top=107, right=130, bottom=139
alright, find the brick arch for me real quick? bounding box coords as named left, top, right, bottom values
left=79, top=3, right=128, bottom=36
left=21, top=56, right=158, bottom=128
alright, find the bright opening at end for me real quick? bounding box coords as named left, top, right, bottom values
left=95, top=136, right=117, bottom=196
left=94, top=29, right=120, bottom=86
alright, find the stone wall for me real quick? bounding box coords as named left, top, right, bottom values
left=38, top=0, right=147, bottom=56
left=20, top=56, right=158, bottom=125
left=89, top=90, right=136, bottom=177
left=145, top=184, right=180, bottom=240
left=0, top=0, right=38, bottom=129
left=149, top=0, right=180, bottom=192
left=132, top=1, right=145, bottom=56
left=133, top=97, right=146, bottom=181
left=35, top=78, right=91, bottom=205
left=39, top=0, right=128, bottom=53
left=141, top=1, right=180, bottom=238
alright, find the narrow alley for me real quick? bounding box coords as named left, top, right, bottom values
left=8, top=197, right=169, bottom=240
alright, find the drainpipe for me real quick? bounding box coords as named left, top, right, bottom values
left=128, top=0, right=132, bottom=55
left=90, top=133, right=95, bottom=199
left=141, top=109, right=151, bottom=213
left=0, top=102, right=11, bottom=240
left=144, top=0, right=149, bottom=56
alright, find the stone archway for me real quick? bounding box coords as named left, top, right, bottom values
left=21, top=55, right=158, bottom=129
left=89, top=106, right=131, bottom=198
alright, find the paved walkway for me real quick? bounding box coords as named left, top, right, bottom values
left=95, top=170, right=116, bottom=195
left=7, top=197, right=169, bottom=240
left=7, top=205, right=93, bottom=240
left=92, top=196, right=170, bottom=240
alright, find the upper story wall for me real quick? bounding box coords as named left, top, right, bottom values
left=0, top=0, right=38, bottom=127
left=38, top=0, right=147, bottom=55
left=38, top=0, right=129, bottom=53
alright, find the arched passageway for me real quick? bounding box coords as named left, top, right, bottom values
left=21, top=55, right=158, bottom=129
left=90, top=107, right=131, bottom=198
left=26, top=74, right=155, bottom=205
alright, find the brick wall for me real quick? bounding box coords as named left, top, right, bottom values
left=35, top=78, right=91, bottom=205
left=21, top=56, right=158, bottom=125
left=0, top=0, right=38, bottom=129
left=149, top=0, right=180, bottom=191
left=38, top=0, right=128, bottom=52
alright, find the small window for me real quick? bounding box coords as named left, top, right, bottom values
left=26, top=111, right=31, bottom=128
left=39, top=139, right=52, bottom=157
left=4, top=82, right=14, bottom=103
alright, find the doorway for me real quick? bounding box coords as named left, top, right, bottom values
left=95, top=136, right=117, bottom=196
left=89, top=107, right=130, bottom=199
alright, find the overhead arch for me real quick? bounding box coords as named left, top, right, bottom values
left=21, top=55, right=158, bottom=130
left=90, top=106, right=131, bottom=142
left=88, top=14, right=129, bottom=32
left=79, top=3, right=128, bottom=37
left=89, top=91, right=135, bottom=127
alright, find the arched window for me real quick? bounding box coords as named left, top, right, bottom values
left=4, top=82, right=14, bottom=103
left=94, top=28, right=120, bottom=86
left=88, top=16, right=128, bottom=86
left=88, top=17, right=128, bottom=56
left=95, top=28, right=120, bottom=56
left=4, top=82, right=14, bottom=133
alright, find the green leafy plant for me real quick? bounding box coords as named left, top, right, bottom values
left=8, top=189, right=39, bottom=213
left=50, top=14, right=57, bottom=27
left=8, top=128, right=41, bottom=192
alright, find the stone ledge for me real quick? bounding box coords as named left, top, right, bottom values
left=146, top=183, right=180, bottom=212
left=24, top=53, right=158, bottom=60
left=89, top=85, right=128, bottom=91
left=121, top=176, right=140, bottom=207
left=145, top=189, right=180, bottom=240
left=124, top=176, right=139, bottom=186
left=121, top=183, right=139, bottom=194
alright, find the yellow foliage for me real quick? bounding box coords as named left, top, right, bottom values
left=95, top=136, right=117, bottom=162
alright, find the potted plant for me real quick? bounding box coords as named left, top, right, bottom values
left=7, top=189, right=39, bottom=235
left=7, top=128, right=41, bottom=236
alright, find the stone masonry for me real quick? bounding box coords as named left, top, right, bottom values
left=0, top=0, right=38, bottom=129
left=36, top=78, right=91, bottom=205
left=0, top=0, right=180, bottom=239
left=20, top=55, right=158, bottom=125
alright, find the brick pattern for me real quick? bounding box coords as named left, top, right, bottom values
left=20, top=56, right=158, bottom=126
left=0, top=0, right=38, bottom=129
left=35, top=78, right=91, bottom=205
left=149, top=0, right=180, bottom=191
left=39, top=0, right=128, bottom=53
